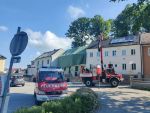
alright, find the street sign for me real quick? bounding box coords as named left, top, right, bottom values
left=12, top=56, right=21, bottom=63
left=0, top=27, right=28, bottom=113
left=10, top=30, right=28, bottom=56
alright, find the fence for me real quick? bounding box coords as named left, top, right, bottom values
left=130, top=77, right=150, bottom=90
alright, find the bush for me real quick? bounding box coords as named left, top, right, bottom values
left=14, top=108, right=29, bottom=113
left=14, top=106, right=44, bottom=113
left=42, top=100, right=63, bottom=113
left=71, top=88, right=99, bottom=113
left=14, top=88, right=99, bottom=113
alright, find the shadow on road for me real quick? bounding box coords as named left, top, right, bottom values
left=8, top=93, right=35, bottom=113
left=96, top=91, right=150, bottom=113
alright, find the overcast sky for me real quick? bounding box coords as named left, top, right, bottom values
left=0, top=0, right=137, bottom=68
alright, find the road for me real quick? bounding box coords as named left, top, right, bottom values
left=8, top=82, right=150, bottom=113
left=8, top=82, right=35, bottom=113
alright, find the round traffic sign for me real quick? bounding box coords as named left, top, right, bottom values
left=10, top=31, right=28, bottom=56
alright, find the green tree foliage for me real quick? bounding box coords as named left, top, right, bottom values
left=90, top=15, right=112, bottom=39
left=66, top=17, right=91, bottom=48
left=66, top=16, right=112, bottom=48
left=110, top=0, right=149, bottom=4
left=112, top=3, right=150, bottom=37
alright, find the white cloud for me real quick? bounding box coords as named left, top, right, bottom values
left=36, top=51, right=41, bottom=56
left=67, top=5, right=85, bottom=19
left=26, top=29, right=72, bottom=52
left=0, top=26, right=8, bottom=32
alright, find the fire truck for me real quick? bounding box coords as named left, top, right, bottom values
left=34, top=67, right=68, bottom=105
left=80, top=33, right=123, bottom=87
left=80, top=64, right=123, bottom=87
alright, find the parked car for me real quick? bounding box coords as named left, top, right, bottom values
left=10, top=74, right=25, bottom=87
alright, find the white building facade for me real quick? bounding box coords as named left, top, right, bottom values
left=86, top=36, right=142, bottom=76
left=27, top=49, right=64, bottom=76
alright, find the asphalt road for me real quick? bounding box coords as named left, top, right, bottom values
left=8, top=82, right=35, bottom=113
left=7, top=82, right=150, bottom=113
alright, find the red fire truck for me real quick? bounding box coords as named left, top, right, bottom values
left=80, top=64, right=123, bottom=87
left=80, top=33, right=123, bottom=87
left=34, top=67, right=68, bottom=105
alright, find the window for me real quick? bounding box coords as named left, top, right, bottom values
left=97, top=52, right=100, bottom=57
left=115, top=64, right=117, bottom=67
left=31, top=61, right=34, bottom=65
left=122, top=50, right=126, bottom=56
left=132, top=63, right=136, bottom=70
left=64, top=67, right=66, bottom=71
left=90, top=64, right=92, bottom=69
left=105, top=51, right=109, bottom=57
left=122, top=64, right=126, bottom=70
left=47, top=60, right=49, bottom=64
left=131, top=49, right=136, bottom=55
left=69, top=67, right=71, bottom=73
left=42, top=60, right=44, bottom=66
left=112, top=50, right=116, bottom=56
left=75, top=66, right=78, bottom=71
left=90, top=52, right=93, bottom=57
left=148, top=48, right=150, bottom=56
left=37, top=61, right=39, bottom=66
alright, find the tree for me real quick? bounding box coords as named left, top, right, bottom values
left=90, top=15, right=112, bottom=39
left=66, top=16, right=112, bottom=48
left=66, top=17, right=91, bottom=48
left=112, top=3, right=150, bottom=37
left=141, top=3, right=150, bottom=32
left=110, top=0, right=149, bottom=4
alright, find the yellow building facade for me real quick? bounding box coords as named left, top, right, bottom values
left=0, top=55, right=6, bottom=73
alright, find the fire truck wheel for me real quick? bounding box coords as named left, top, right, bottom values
left=110, top=78, right=119, bottom=87
left=85, top=79, right=92, bottom=87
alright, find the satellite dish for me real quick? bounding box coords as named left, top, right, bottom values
left=10, top=31, right=28, bottom=56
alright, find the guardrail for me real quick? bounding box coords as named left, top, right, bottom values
left=130, top=77, right=150, bottom=90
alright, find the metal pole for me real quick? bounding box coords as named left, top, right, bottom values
left=0, top=27, right=21, bottom=113
left=99, top=33, right=106, bottom=84
left=100, top=33, right=104, bottom=73
left=0, top=57, right=14, bottom=113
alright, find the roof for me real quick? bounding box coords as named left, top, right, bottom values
left=140, top=33, right=150, bottom=45
left=62, top=46, right=87, bottom=56
left=0, top=55, right=6, bottom=59
left=87, top=35, right=140, bottom=49
left=35, top=49, right=61, bottom=60
left=58, top=46, right=87, bottom=67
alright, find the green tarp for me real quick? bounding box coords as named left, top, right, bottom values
left=58, top=46, right=87, bottom=68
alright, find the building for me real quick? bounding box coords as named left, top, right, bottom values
left=58, top=46, right=87, bottom=77
left=0, top=55, right=6, bottom=73
left=27, top=49, right=64, bottom=76
left=140, top=33, right=150, bottom=78
left=86, top=35, right=142, bottom=77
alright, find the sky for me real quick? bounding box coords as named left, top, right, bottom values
left=0, top=0, right=137, bottom=68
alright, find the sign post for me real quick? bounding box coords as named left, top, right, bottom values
left=0, top=27, right=28, bottom=113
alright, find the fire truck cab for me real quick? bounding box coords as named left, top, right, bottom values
left=80, top=64, right=123, bottom=87
left=34, top=67, right=68, bottom=105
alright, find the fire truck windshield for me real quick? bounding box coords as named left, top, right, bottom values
left=38, top=71, right=64, bottom=83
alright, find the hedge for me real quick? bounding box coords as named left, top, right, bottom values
left=14, top=87, right=99, bottom=113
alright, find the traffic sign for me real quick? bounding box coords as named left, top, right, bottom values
left=12, top=56, right=21, bottom=63
left=10, top=31, right=28, bottom=56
